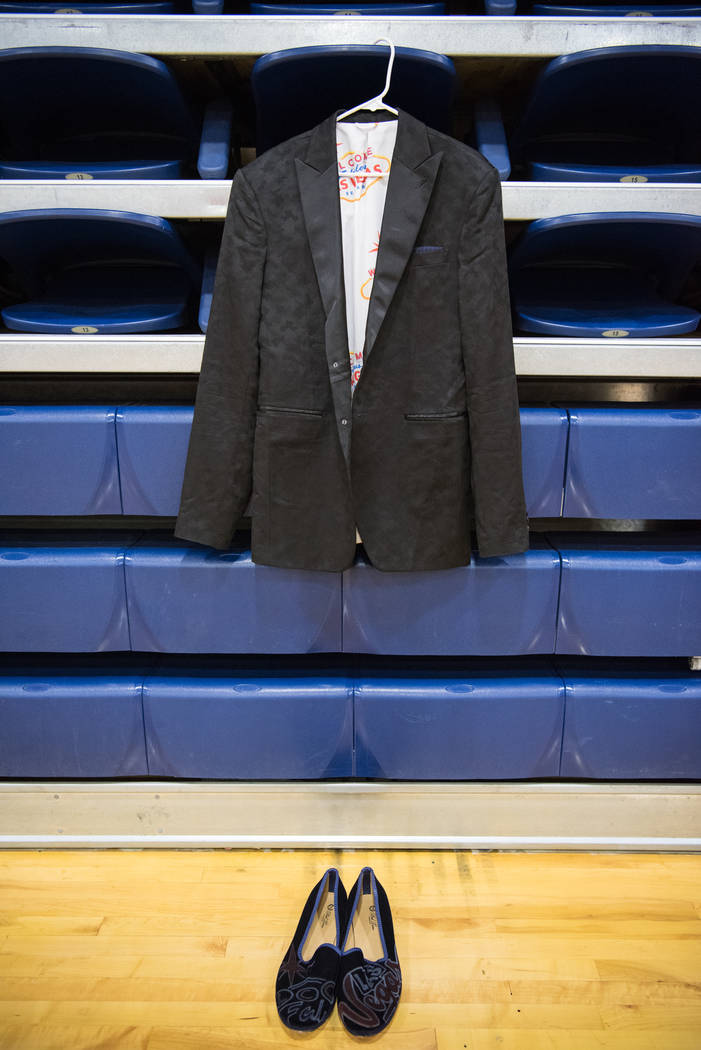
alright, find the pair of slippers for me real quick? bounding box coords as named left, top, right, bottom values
left=275, top=866, right=401, bottom=1036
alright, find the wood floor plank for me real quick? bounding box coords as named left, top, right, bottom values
left=0, top=849, right=700, bottom=1050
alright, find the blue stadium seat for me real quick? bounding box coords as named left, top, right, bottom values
left=355, top=658, right=565, bottom=778
left=0, top=0, right=174, bottom=9
left=251, top=44, right=455, bottom=153
left=143, top=656, right=353, bottom=777
left=0, top=406, right=121, bottom=515
left=0, top=530, right=140, bottom=652
left=508, top=213, right=701, bottom=338
left=0, top=209, right=201, bottom=334
left=475, top=46, right=701, bottom=182
left=557, top=657, right=701, bottom=779
left=484, top=0, right=701, bottom=18
left=0, top=2, right=223, bottom=16
left=250, top=2, right=444, bottom=11
left=550, top=532, right=701, bottom=657
left=124, top=533, right=343, bottom=653
left=563, top=405, right=701, bottom=519
left=0, top=655, right=151, bottom=777
left=115, top=404, right=566, bottom=519
left=529, top=0, right=701, bottom=15
left=0, top=47, right=231, bottom=180
left=342, top=536, right=559, bottom=655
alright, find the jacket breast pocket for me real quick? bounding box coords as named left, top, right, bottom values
left=408, top=245, right=447, bottom=269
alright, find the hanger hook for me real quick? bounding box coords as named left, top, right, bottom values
left=373, top=38, right=396, bottom=104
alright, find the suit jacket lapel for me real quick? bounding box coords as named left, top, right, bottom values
left=295, top=109, right=443, bottom=462
left=295, top=113, right=352, bottom=465
left=363, top=111, right=443, bottom=363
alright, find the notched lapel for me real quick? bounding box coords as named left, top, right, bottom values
left=295, top=153, right=344, bottom=322
left=295, top=119, right=352, bottom=467
left=363, top=146, right=443, bottom=363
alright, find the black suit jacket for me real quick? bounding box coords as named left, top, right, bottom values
left=174, top=108, right=529, bottom=572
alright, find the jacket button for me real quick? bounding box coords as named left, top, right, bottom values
left=332, top=362, right=339, bottom=369
left=341, top=418, right=348, bottom=425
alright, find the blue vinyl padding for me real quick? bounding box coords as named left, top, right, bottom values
left=0, top=531, right=140, bottom=652
left=520, top=407, right=568, bottom=516
left=342, top=536, right=560, bottom=655
left=0, top=406, right=121, bottom=516
left=124, top=533, right=343, bottom=653
left=115, top=404, right=566, bottom=518
left=116, top=406, right=193, bottom=515
left=556, top=658, right=701, bottom=779
left=142, top=656, right=353, bottom=778
left=355, top=658, right=565, bottom=778
left=0, top=658, right=150, bottom=777
left=550, top=532, right=701, bottom=657
left=563, top=405, right=701, bottom=519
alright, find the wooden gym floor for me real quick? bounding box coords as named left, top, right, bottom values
left=0, top=849, right=700, bottom=1049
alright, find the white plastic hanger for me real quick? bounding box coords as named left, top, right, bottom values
left=336, top=39, right=398, bottom=123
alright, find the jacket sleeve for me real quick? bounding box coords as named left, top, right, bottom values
left=458, top=164, right=529, bottom=559
left=174, top=168, right=267, bottom=550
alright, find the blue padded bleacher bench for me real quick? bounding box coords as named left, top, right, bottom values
left=0, top=531, right=139, bottom=652
left=124, top=533, right=343, bottom=653
left=557, top=658, right=701, bottom=779
left=550, top=532, right=701, bottom=657
left=342, top=536, right=560, bottom=655
left=0, top=654, right=151, bottom=776
left=520, top=406, right=568, bottom=517
left=0, top=406, right=121, bottom=516
left=142, top=656, right=353, bottom=778
left=354, top=658, right=565, bottom=778
left=115, top=404, right=568, bottom=519
left=563, top=405, right=701, bottom=520
left=116, top=406, right=193, bottom=516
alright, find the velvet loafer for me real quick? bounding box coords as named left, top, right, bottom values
left=336, top=866, right=402, bottom=1037
left=275, top=867, right=347, bottom=1032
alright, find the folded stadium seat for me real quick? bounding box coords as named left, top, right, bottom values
left=0, top=0, right=174, bottom=9
left=0, top=3, right=223, bottom=15
left=508, top=213, right=701, bottom=338
left=342, top=536, right=560, bottom=656
left=0, top=530, right=142, bottom=652
left=354, top=657, right=565, bottom=778
left=0, top=653, right=153, bottom=777
left=562, top=404, right=701, bottom=519
left=116, top=404, right=567, bottom=518
left=0, top=209, right=201, bottom=334
left=124, top=532, right=343, bottom=653
left=549, top=531, right=701, bottom=657
left=474, top=46, right=701, bottom=182
left=528, top=0, right=701, bottom=16
left=251, top=44, right=455, bottom=154
left=142, top=655, right=353, bottom=778
left=556, top=657, right=701, bottom=779
left=250, top=2, right=444, bottom=11
left=483, top=1, right=701, bottom=22
left=0, top=406, right=121, bottom=515
left=0, top=47, right=231, bottom=179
